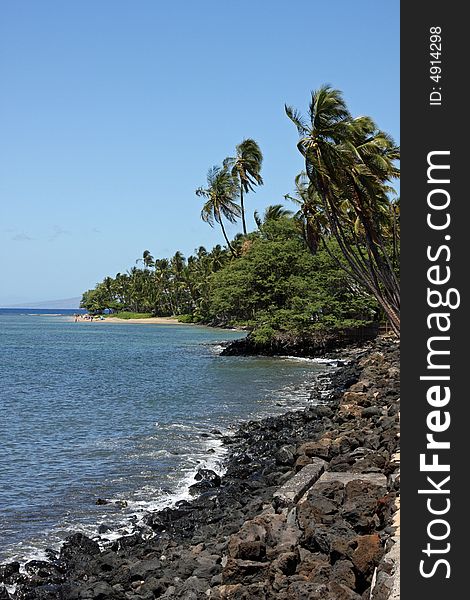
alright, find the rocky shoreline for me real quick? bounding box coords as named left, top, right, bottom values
left=220, top=328, right=380, bottom=358
left=0, top=337, right=400, bottom=600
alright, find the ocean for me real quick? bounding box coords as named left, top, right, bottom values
left=0, top=309, right=330, bottom=563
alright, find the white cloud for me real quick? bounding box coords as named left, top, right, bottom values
left=48, top=225, right=70, bottom=242
left=12, top=232, right=33, bottom=242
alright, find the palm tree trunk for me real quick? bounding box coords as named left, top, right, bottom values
left=219, top=218, right=237, bottom=257
left=240, top=182, right=247, bottom=235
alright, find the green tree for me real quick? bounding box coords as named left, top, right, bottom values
left=207, top=216, right=377, bottom=332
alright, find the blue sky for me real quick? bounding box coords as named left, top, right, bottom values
left=0, top=0, right=399, bottom=306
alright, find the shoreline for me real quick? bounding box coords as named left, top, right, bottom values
left=102, top=317, right=182, bottom=325
left=70, top=315, right=248, bottom=333
left=0, top=356, right=335, bottom=567
left=73, top=316, right=183, bottom=325
left=0, top=337, right=400, bottom=599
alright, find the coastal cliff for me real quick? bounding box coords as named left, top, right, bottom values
left=1, top=337, right=400, bottom=600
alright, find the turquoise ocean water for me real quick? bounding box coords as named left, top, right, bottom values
left=0, top=310, right=328, bottom=562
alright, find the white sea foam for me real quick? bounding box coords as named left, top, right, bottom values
left=163, top=423, right=193, bottom=431
left=210, top=344, right=226, bottom=354
left=90, top=431, right=231, bottom=550
left=1, top=434, right=225, bottom=564
left=2, top=350, right=338, bottom=567
left=282, top=355, right=346, bottom=365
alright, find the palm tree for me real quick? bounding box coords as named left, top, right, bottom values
left=171, top=250, right=186, bottom=275
left=284, top=172, right=329, bottom=254
left=285, top=85, right=400, bottom=333
left=196, top=166, right=241, bottom=257
left=154, top=258, right=175, bottom=314
left=254, top=204, right=293, bottom=229
left=142, top=250, right=155, bottom=269
left=224, top=139, right=263, bottom=235
left=170, top=251, right=187, bottom=313
left=210, top=244, right=227, bottom=271
left=136, top=250, right=155, bottom=270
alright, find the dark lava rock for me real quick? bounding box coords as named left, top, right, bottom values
left=350, top=534, right=384, bottom=581
left=24, top=561, right=64, bottom=581
left=95, top=498, right=110, bottom=505
left=0, top=563, right=19, bottom=584
left=194, top=469, right=221, bottom=487
left=361, top=407, right=381, bottom=418
left=97, top=524, right=111, bottom=534
left=221, top=328, right=379, bottom=358
left=0, top=586, right=11, bottom=600
left=59, top=532, right=100, bottom=565
left=275, top=445, right=296, bottom=466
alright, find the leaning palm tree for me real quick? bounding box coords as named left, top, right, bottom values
left=224, top=139, right=263, bottom=235
left=285, top=85, right=400, bottom=333
left=196, top=166, right=241, bottom=257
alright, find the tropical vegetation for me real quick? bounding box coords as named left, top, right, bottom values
left=81, top=86, right=400, bottom=341
left=285, top=86, right=400, bottom=332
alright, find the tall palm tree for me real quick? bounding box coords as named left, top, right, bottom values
left=224, top=139, right=263, bottom=235
left=171, top=250, right=186, bottom=275
left=196, top=166, right=241, bottom=257
left=285, top=85, right=400, bottom=333
left=170, top=251, right=187, bottom=313
left=154, top=258, right=175, bottom=315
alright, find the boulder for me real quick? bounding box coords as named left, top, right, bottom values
left=0, top=562, right=20, bottom=584
left=297, top=439, right=333, bottom=461
left=24, top=560, right=64, bottom=582
left=194, top=469, right=222, bottom=486
left=294, top=455, right=313, bottom=472
left=275, top=445, right=296, bottom=466
left=351, top=534, right=384, bottom=580
left=297, top=493, right=339, bottom=526
left=222, top=558, right=269, bottom=585
left=60, top=533, right=100, bottom=562
left=228, top=541, right=266, bottom=562
left=273, top=459, right=327, bottom=506
left=328, top=581, right=362, bottom=600
left=285, top=581, right=331, bottom=600
left=341, top=392, right=369, bottom=406
left=331, top=560, right=356, bottom=589
left=270, top=551, right=299, bottom=576
left=0, top=587, right=11, bottom=600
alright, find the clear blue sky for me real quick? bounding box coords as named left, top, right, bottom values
left=0, top=0, right=399, bottom=306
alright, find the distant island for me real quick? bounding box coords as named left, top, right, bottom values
left=4, top=297, right=82, bottom=310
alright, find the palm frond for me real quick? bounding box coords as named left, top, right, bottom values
left=285, top=105, right=308, bottom=135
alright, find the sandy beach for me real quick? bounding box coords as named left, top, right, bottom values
left=103, top=316, right=181, bottom=324
left=75, top=316, right=182, bottom=324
